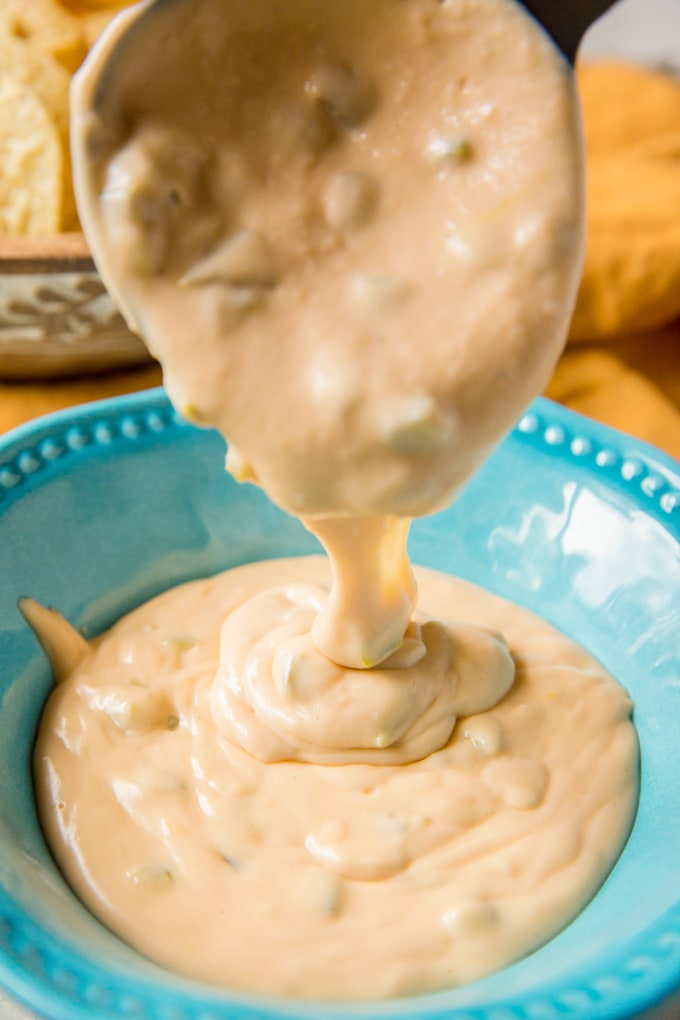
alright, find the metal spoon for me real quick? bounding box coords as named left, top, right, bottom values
left=520, top=0, right=619, bottom=63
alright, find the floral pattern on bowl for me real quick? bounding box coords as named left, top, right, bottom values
left=0, top=235, right=151, bottom=379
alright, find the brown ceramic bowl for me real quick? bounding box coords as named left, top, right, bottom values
left=0, top=233, right=152, bottom=379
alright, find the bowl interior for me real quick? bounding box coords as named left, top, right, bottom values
left=0, top=391, right=679, bottom=1020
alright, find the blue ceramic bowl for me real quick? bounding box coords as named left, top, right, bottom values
left=0, top=391, right=678, bottom=1020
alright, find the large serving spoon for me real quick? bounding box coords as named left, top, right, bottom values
left=521, top=0, right=618, bottom=62
left=70, top=0, right=591, bottom=671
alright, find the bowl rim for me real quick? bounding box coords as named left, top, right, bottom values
left=0, top=233, right=94, bottom=274
left=0, top=389, right=678, bottom=1020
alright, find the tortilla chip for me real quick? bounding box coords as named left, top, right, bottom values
left=0, top=75, right=63, bottom=235
left=0, top=0, right=86, bottom=73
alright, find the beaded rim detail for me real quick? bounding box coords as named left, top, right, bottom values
left=0, top=397, right=184, bottom=501
left=0, top=390, right=678, bottom=1020
left=515, top=409, right=680, bottom=522
left=1, top=394, right=677, bottom=523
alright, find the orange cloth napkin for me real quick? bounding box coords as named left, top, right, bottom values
left=547, top=61, right=680, bottom=459
left=1, top=61, right=679, bottom=460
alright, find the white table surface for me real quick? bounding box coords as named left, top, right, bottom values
left=3, top=0, right=678, bottom=1018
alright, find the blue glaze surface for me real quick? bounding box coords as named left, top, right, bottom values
left=0, top=389, right=678, bottom=1020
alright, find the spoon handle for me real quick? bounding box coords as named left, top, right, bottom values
left=520, top=0, right=618, bottom=62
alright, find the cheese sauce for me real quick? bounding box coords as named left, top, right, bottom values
left=35, top=558, right=637, bottom=1000
left=31, top=0, right=638, bottom=1002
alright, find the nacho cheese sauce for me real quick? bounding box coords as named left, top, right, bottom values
left=35, top=558, right=637, bottom=1000
left=71, top=0, right=585, bottom=522
left=31, top=0, right=639, bottom=1003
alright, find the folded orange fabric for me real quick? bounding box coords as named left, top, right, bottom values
left=571, top=61, right=680, bottom=342
left=547, top=61, right=680, bottom=459
left=547, top=321, right=680, bottom=459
